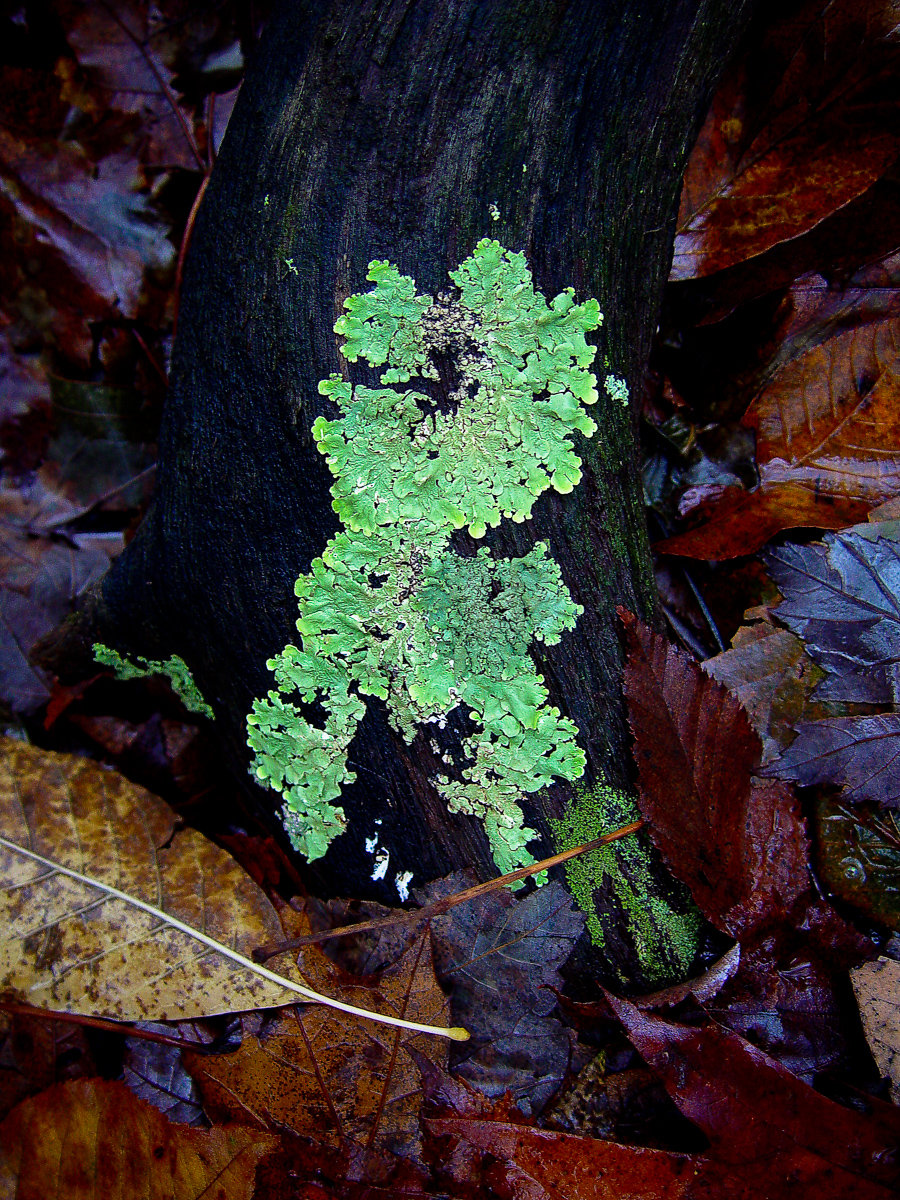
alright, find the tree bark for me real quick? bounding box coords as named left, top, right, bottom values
left=81, top=0, right=754, bottom=985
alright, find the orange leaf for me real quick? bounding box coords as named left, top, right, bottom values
left=0, top=1078, right=277, bottom=1200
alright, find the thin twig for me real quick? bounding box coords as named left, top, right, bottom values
left=0, top=999, right=222, bottom=1054
left=254, top=820, right=644, bottom=961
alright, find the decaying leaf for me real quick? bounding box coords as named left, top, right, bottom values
left=766, top=526, right=900, bottom=707
left=420, top=1054, right=700, bottom=1200
left=770, top=714, right=900, bottom=808
left=609, top=994, right=900, bottom=1199
left=815, top=798, right=900, bottom=928
left=703, top=618, right=822, bottom=762
left=0, top=1007, right=96, bottom=1121
left=122, top=1021, right=213, bottom=1126
left=0, top=738, right=461, bottom=1037
left=852, top=957, right=900, bottom=1103
left=0, top=1077, right=276, bottom=1200
left=420, top=873, right=584, bottom=1114
left=185, top=910, right=449, bottom=1158
left=672, top=0, right=900, bottom=280
left=620, top=611, right=809, bottom=937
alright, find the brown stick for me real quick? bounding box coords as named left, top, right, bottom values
left=254, top=819, right=644, bottom=962
left=0, top=999, right=222, bottom=1054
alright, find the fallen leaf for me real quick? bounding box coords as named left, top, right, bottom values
left=122, top=1020, right=214, bottom=1126
left=703, top=621, right=822, bottom=762
left=419, top=873, right=585, bottom=1114
left=815, top=798, right=900, bottom=928
left=672, top=0, right=900, bottom=279
left=852, top=957, right=900, bottom=1103
left=766, top=526, right=900, bottom=706
left=654, top=482, right=868, bottom=560
left=608, top=994, right=900, bottom=1199
left=0, top=1007, right=96, bottom=1120
left=770, top=713, right=900, bottom=808
left=0, top=738, right=459, bottom=1036
left=420, top=1055, right=700, bottom=1199
left=185, top=910, right=448, bottom=1159
left=706, top=901, right=872, bottom=1081
left=0, top=472, right=123, bottom=712
left=620, top=610, right=809, bottom=937
left=0, top=1077, right=276, bottom=1200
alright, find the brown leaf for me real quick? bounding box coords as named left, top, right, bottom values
left=0, top=1077, right=276, bottom=1199
left=421, top=1057, right=699, bottom=1199
left=654, top=482, right=868, bottom=560
left=0, top=1009, right=96, bottom=1121
left=672, top=0, right=900, bottom=279
left=852, top=957, right=900, bottom=1103
left=608, top=994, right=900, bottom=1199
left=185, top=910, right=449, bottom=1158
left=0, top=737, right=333, bottom=1020
left=703, top=621, right=823, bottom=762
left=620, top=611, right=809, bottom=937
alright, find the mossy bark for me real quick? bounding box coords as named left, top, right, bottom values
left=87, top=0, right=754, bottom=988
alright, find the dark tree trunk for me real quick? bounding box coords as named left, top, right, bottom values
left=75, top=0, right=754, bottom=986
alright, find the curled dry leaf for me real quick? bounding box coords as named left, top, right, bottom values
left=0, top=738, right=461, bottom=1037
left=0, top=1077, right=277, bottom=1200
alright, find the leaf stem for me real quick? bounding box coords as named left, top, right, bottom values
left=0, top=835, right=468, bottom=1042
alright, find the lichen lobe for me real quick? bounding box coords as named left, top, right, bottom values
left=248, top=239, right=602, bottom=870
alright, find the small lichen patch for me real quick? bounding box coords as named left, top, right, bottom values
left=248, top=241, right=601, bottom=868
left=549, top=781, right=701, bottom=985
left=93, top=644, right=214, bottom=719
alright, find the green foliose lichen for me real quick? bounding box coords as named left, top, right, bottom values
left=248, top=240, right=602, bottom=866
left=549, top=782, right=701, bottom=985
left=93, top=644, right=214, bottom=719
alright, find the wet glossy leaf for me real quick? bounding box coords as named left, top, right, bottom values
left=419, top=872, right=584, bottom=1115
left=852, top=957, right=900, bottom=1103
left=766, top=526, right=900, bottom=706
left=815, top=798, right=900, bottom=927
left=0, top=1077, right=276, bottom=1200
left=771, top=713, right=900, bottom=808
left=421, top=1057, right=699, bottom=1200
left=655, top=482, right=869, bottom=560
left=703, top=620, right=823, bottom=762
left=185, top=909, right=448, bottom=1159
left=621, top=611, right=809, bottom=937
left=706, top=901, right=872, bottom=1081
left=673, top=0, right=900, bottom=279
left=609, top=994, right=900, bottom=1199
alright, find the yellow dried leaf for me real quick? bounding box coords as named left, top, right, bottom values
left=0, top=739, right=464, bottom=1038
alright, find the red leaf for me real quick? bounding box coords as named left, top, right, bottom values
left=619, top=610, right=809, bottom=937
left=608, top=995, right=900, bottom=1199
